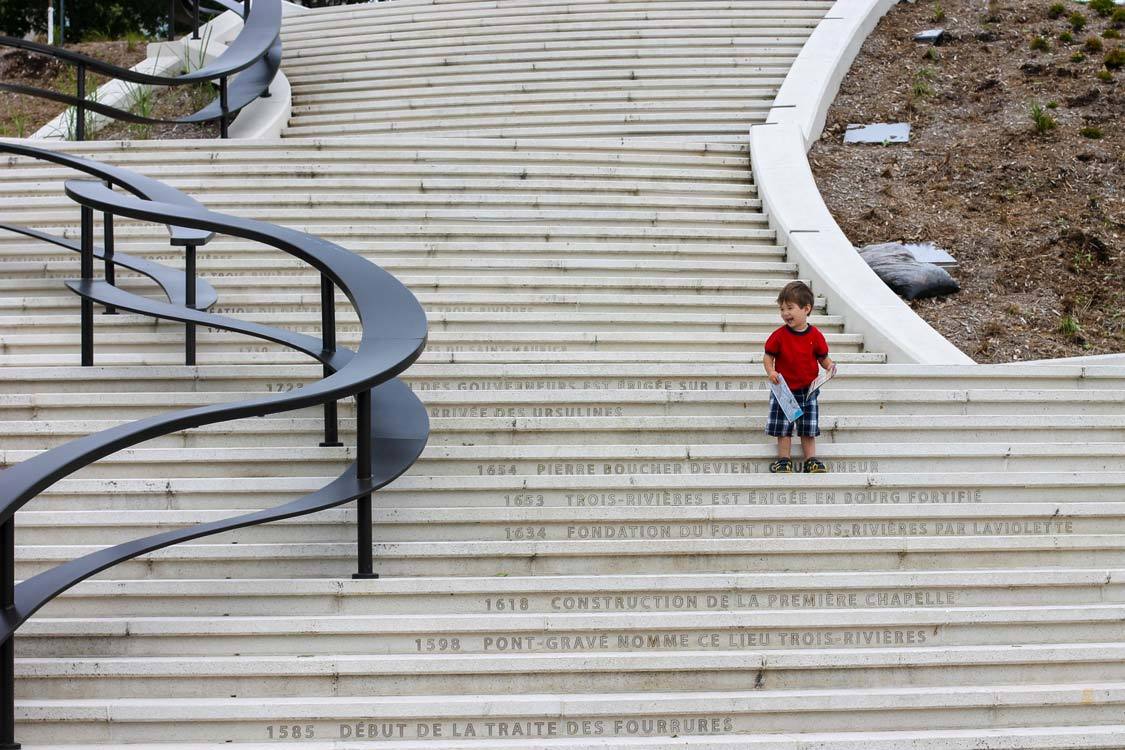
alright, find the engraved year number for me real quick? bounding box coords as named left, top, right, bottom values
left=477, top=464, right=517, bottom=475
left=504, top=493, right=544, bottom=507
left=484, top=597, right=529, bottom=612
left=266, top=725, right=315, bottom=740
left=415, top=637, right=461, bottom=652
left=504, top=526, right=546, bottom=540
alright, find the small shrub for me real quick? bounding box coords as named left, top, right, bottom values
left=1046, top=100, right=1059, bottom=108
left=1113, top=7, right=1125, bottom=26
left=1097, top=68, right=1114, bottom=80
left=1080, top=125, right=1104, bottom=138
left=1058, top=315, right=1081, bottom=338
left=123, top=30, right=147, bottom=53
left=924, top=46, right=940, bottom=60
left=1031, top=34, right=1051, bottom=50
left=1085, top=35, right=1104, bottom=52
left=1089, top=0, right=1115, bottom=17
left=1071, top=51, right=1087, bottom=61
left=1030, top=101, right=1058, bottom=134
left=1060, top=31, right=1074, bottom=43
left=1105, top=28, right=1121, bottom=39
left=932, top=2, right=946, bottom=21
left=913, top=79, right=935, bottom=97
left=1106, top=46, right=1125, bottom=69
left=1047, top=2, right=1065, bottom=18
left=1069, top=11, right=1087, bottom=31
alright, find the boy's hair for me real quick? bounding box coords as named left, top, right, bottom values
left=777, top=280, right=815, bottom=309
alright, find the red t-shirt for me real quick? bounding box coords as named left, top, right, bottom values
left=764, top=324, right=829, bottom=390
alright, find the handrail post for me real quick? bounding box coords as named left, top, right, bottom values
left=80, top=205, right=94, bottom=366
left=102, top=181, right=117, bottom=315
left=352, top=388, right=377, bottom=579
left=192, top=0, right=200, bottom=39
left=243, top=0, right=251, bottom=18
left=74, top=63, right=85, bottom=142
left=168, top=0, right=176, bottom=40
left=0, top=519, right=18, bottom=750
left=319, top=275, right=342, bottom=447
left=219, top=77, right=229, bottom=139
left=184, top=243, right=197, bottom=366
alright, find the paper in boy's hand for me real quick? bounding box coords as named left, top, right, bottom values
left=808, top=364, right=838, bottom=395
left=768, top=374, right=804, bottom=423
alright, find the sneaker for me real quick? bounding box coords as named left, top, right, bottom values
left=803, top=457, right=828, bottom=474
left=769, top=457, right=794, bottom=473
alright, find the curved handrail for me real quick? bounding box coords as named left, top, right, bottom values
left=0, top=146, right=430, bottom=748
left=0, top=0, right=278, bottom=85
left=0, top=0, right=281, bottom=137
left=0, top=224, right=217, bottom=308
left=0, top=140, right=212, bottom=245
left=0, top=180, right=427, bottom=608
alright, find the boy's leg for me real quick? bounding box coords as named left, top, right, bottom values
left=777, top=436, right=792, bottom=458
left=800, top=435, right=816, bottom=458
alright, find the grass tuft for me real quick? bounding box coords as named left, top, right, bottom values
left=1029, top=101, right=1058, bottom=134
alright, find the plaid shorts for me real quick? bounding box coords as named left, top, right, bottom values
left=766, top=386, right=820, bottom=437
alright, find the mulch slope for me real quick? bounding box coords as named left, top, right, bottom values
left=0, top=41, right=147, bottom=137
left=1, top=40, right=213, bottom=141
left=807, top=0, right=1123, bottom=363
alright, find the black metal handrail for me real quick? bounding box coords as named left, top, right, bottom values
left=0, top=0, right=281, bottom=139
left=0, top=144, right=429, bottom=748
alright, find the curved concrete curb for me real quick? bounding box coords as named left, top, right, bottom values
left=750, top=0, right=972, bottom=365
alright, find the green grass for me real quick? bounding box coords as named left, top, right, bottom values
left=1057, top=315, right=1081, bottom=339
left=1069, top=11, right=1087, bottom=31
left=1047, top=2, right=1066, bottom=19
left=1031, top=34, right=1051, bottom=50
left=1089, top=0, right=1115, bottom=17
left=1105, top=46, right=1125, bottom=69
left=1029, top=101, right=1058, bottom=134
left=1085, top=35, right=1104, bottom=52
left=1080, top=126, right=1104, bottom=138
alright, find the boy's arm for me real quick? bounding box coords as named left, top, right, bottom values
left=814, top=328, right=834, bottom=371
left=764, top=353, right=780, bottom=384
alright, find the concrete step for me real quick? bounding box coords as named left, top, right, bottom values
left=6, top=443, right=1113, bottom=479
left=4, top=414, right=1123, bottom=451
left=0, top=350, right=888, bottom=367
left=5, top=387, right=1121, bottom=421
left=0, top=259, right=796, bottom=282
left=15, top=643, right=1125, bottom=698
left=9, top=502, right=1109, bottom=546
left=35, top=569, right=1125, bottom=618
left=0, top=290, right=821, bottom=316
left=17, top=724, right=1125, bottom=750
left=20, top=472, right=1125, bottom=510
left=15, top=535, right=1125, bottom=579
left=18, top=604, right=1125, bottom=657
left=1, top=364, right=1122, bottom=393
left=19, top=724, right=1125, bottom=746
left=0, top=240, right=789, bottom=263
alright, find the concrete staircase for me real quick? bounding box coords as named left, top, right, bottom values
left=1, top=0, right=1124, bottom=747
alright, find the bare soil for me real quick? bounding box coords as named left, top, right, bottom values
left=808, top=0, right=1124, bottom=362
left=0, top=41, right=147, bottom=138
left=0, top=40, right=213, bottom=141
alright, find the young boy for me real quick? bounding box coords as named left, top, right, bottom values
left=763, top=281, right=835, bottom=473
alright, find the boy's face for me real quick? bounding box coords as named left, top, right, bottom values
left=779, top=301, right=812, bottom=329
